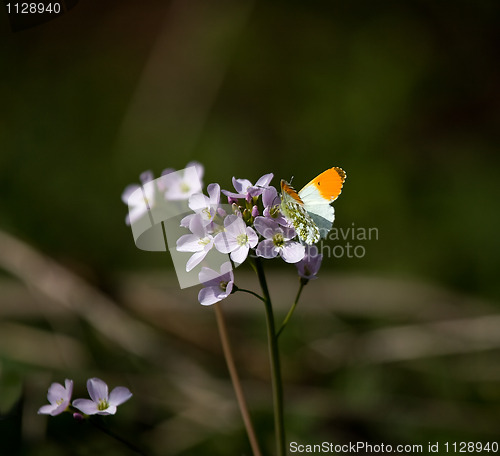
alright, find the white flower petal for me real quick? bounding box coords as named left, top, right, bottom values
left=254, top=217, right=278, bottom=239
left=280, top=242, right=305, bottom=263
left=176, top=234, right=204, bottom=253
left=256, top=240, right=278, bottom=259
left=199, top=266, right=222, bottom=284
left=198, top=285, right=220, bottom=306
left=87, top=378, right=108, bottom=403
left=231, top=245, right=249, bottom=264
left=255, top=173, right=274, bottom=188
left=38, top=404, right=58, bottom=415
left=97, top=405, right=117, bottom=415
left=186, top=250, right=208, bottom=272
left=73, top=398, right=100, bottom=415
left=214, top=232, right=238, bottom=254
left=246, top=227, right=259, bottom=248
left=108, top=387, right=133, bottom=407
left=188, top=193, right=209, bottom=212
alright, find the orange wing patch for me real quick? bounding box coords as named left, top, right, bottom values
left=305, top=167, right=346, bottom=202
left=280, top=180, right=304, bottom=205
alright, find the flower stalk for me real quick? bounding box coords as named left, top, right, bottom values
left=214, top=303, right=262, bottom=456
left=253, top=256, right=286, bottom=456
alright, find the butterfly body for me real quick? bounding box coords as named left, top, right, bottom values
left=280, top=167, right=346, bottom=245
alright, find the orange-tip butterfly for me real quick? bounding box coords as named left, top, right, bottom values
left=280, top=167, right=346, bottom=245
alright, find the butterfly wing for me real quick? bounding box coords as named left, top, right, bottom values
left=280, top=180, right=320, bottom=245
left=298, top=167, right=346, bottom=239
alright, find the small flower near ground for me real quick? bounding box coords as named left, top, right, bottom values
left=176, top=214, right=215, bottom=272
left=254, top=216, right=305, bottom=263
left=163, top=161, right=204, bottom=200
left=38, top=379, right=73, bottom=416
left=214, top=215, right=258, bottom=264
left=198, top=262, right=234, bottom=306
left=296, top=245, right=323, bottom=281
left=222, top=173, right=274, bottom=202
left=73, top=378, right=132, bottom=416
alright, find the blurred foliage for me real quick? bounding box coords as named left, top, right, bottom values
left=1, top=0, right=500, bottom=455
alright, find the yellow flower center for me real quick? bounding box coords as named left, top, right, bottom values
left=97, top=398, right=109, bottom=411
left=273, top=233, right=285, bottom=247
left=236, top=233, right=248, bottom=246
left=219, top=281, right=228, bottom=291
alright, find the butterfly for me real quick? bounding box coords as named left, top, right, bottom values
left=280, top=167, right=346, bottom=245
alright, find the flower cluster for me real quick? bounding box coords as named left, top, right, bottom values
left=38, top=378, right=132, bottom=417
left=121, top=161, right=204, bottom=226
left=174, top=171, right=323, bottom=305
left=123, top=163, right=324, bottom=305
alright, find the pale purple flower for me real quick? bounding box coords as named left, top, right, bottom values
left=176, top=214, right=214, bottom=272
left=214, top=215, right=258, bottom=264
left=163, top=161, right=204, bottom=200
left=198, top=262, right=234, bottom=306
left=222, top=173, right=274, bottom=202
left=73, top=378, right=132, bottom=416
left=38, top=379, right=73, bottom=416
left=296, top=245, right=323, bottom=280
left=121, top=171, right=156, bottom=226
left=254, top=217, right=305, bottom=263
left=180, top=183, right=221, bottom=230
left=262, top=186, right=287, bottom=225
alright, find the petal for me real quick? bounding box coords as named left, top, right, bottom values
left=254, top=217, right=278, bottom=239
left=97, top=405, right=117, bottom=416
left=188, top=192, right=210, bottom=212
left=255, top=173, right=274, bottom=188
left=47, top=382, right=66, bottom=404
left=245, top=227, right=259, bottom=248
left=256, top=240, right=278, bottom=259
left=232, top=177, right=252, bottom=194
left=224, top=215, right=245, bottom=235
left=108, top=387, right=133, bottom=407
left=87, top=378, right=108, bottom=403
left=219, top=261, right=234, bottom=277
left=64, top=379, right=73, bottom=399
left=185, top=161, right=204, bottom=181
left=198, top=285, right=221, bottom=306
left=280, top=242, right=305, bottom=263
left=186, top=250, right=208, bottom=272
left=38, top=404, right=58, bottom=415
left=262, top=186, right=279, bottom=207
left=73, top=398, right=99, bottom=415
left=121, top=184, right=140, bottom=204
left=214, top=232, right=238, bottom=254
left=176, top=234, right=204, bottom=252
left=199, top=266, right=223, bottom=284
left=207, top=183, right=221, bottom=205
left=49, top=402, right=69, bottom=416
left=188, top=214, right=208, bottom=238
left=230, top=245, right=249, bottom=264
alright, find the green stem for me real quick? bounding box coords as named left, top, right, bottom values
left=277, top=281, right=305, bottom=338
left=253, top=257, right=285, bottom=456
left=236, top=287, right=266, bottom=303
